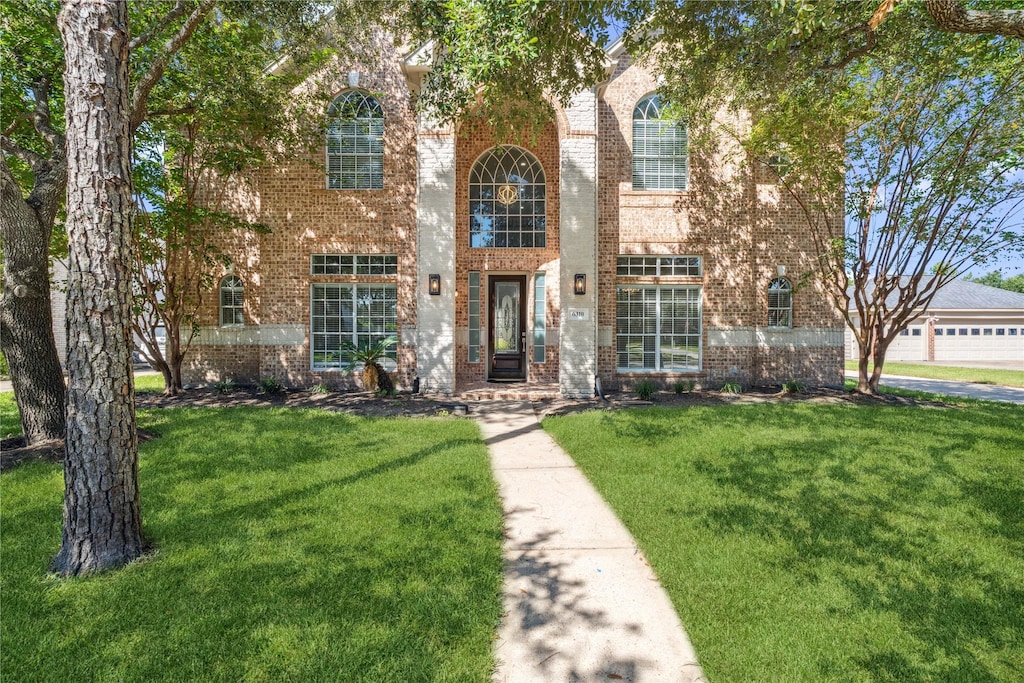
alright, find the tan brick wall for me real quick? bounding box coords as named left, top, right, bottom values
left=597, top=53, right=843, bottom=389
left=185, top=44, right=418, bottom=389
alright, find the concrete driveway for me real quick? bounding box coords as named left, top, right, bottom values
left=845, top=372, right=1024, bottom=404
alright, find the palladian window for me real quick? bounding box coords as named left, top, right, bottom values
left=469, top=146, right=546, bottom=248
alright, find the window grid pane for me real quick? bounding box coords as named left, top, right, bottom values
left=326, top=91, right=384, bottom=190
left=616, top=256, right=702, bottom=277
left=767, top=278, right=792, bottom=328
left=616, top=286, right=702, bottom=372
left=311, top=254, right=397, bottom=275
left=469, top=146, right=546, bottom=248
left=533, top=273, right=546, bottom=363
left=311, top=284, right=397, bottom=370
left=219, top=276, right=244, bottom=326
left=632, top=96, right=688, bottom=191
left=468, top=272, right=481, bottom=363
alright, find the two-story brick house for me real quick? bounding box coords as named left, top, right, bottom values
left=182, top=38, right=845, bottom=397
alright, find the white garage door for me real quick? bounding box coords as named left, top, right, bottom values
left=935, top=326, right=1024, bottom=363
left=885, top=324, right=928, bottom=362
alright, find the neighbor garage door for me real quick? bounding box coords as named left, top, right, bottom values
left=935, top=325, right=1024, bottom=363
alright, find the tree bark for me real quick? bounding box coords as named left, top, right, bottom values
left=0, top=156, right=67, bottom=443
left=52, top=0, right=142, bottom=576
left=925, top=0, right=1024, bottom=39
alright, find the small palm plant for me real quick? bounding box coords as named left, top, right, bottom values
left=339, top=336, right=397, bottom=394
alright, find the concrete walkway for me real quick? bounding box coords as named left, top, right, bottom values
left=844, top=371, right=1024, bottom=404
left=474, top=402, right=706, bottom=683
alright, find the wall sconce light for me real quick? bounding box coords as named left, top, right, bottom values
left=428, top=274, right=441, bottom=296
left=573, top=273, right=587, bottom=296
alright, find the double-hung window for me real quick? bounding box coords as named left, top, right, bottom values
left=632, top=95, right=688, bottom=191
left=616, top=256, right=702, bottom=372
left=326, top=91, right=384, bottom=190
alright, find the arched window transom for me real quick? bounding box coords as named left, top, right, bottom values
left=768, top=278, right=792, bottom=328
left=326, top=90, right=383, bottom=190
left=220, top=275, right=244, bottom=326
left=469, top=146, right=546, bottom=248
left=632, top=95, right=688, bottom=191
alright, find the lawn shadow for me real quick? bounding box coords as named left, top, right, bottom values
left=676, top=405, right=1024, bottom=681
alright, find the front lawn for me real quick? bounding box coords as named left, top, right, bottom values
left=1, top=407, right=503, bottom=682
left=544, top=401, right=1024, bottom=682
left=0, top=391, right=18, bottom=438
left=845, top=360, right=1024, bottom=387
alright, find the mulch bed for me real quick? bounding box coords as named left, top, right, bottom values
left=1, top=384, right=952, bottom=472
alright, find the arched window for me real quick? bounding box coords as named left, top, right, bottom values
left=469, top=146, right=546, bottom=248
left=768, top=278, right=792, bottom=328
left=326, top=90, right=383, bottom=190
left=219, top=275, right=244, bottom=326
left=632, top=94, right=688, bottom=191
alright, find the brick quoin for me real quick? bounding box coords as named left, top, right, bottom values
left=185, top=41, right=844, bottom=394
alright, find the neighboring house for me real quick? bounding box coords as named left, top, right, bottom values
left=845, top=279, right=1024, bottom=364
left=181, top=38, right=846, bottom=396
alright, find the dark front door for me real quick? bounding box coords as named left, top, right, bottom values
left=488, top=276, right=527, bottom=380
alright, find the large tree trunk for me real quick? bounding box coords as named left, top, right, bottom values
left=0, top=158, right=67, bottom=443
left=52, top=0, right=142, bottom=576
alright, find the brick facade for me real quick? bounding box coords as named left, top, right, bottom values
left=184, top=41, right=844, bottom=393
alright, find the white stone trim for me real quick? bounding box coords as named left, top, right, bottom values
left=558, top=90, right=599, bottom=398
left=415, top=134, right=457, bottom=394
left=191, top=324, right=305, bottom=346
left=707, top=326, right=845, bottom=347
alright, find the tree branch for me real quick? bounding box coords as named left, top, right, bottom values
left=130, top=0, right=215, bottom=133
left=821, top=23, right=877, bottom=69
left=129, top=0, right=189, bottom=51
left=1, top=135, right=46, bottom=169
left=146, top=104, right=197, bottom=119
left=925, top=0, right=1024, bottom=38
left=30, top=78, right=62, bottom=150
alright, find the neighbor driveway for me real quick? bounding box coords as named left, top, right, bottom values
left=845, top=372, right=1024, bottom=404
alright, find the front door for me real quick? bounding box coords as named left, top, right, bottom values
left=488, top=276, right=527, bottom=380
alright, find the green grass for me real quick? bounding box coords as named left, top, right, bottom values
left=544, top=402, right=1024, bottom=682
left=1, top=372, right=164, bottom=438
left=1, top=408, right=503, bottom=682
left=1, top=391, right=19, bottom=438
left=133, top=372, right=168, bottom=392
left=845, top=360, right=1024, bottom=387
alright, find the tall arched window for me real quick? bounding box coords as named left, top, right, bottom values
left=632, top=94, right=688, bottom=191
left=469, top=146, right=546, bottom=248
left=326, top=90, right=384, bottom=190
left=220, top=275, right=244, bottom=326
left=768, top=278, right=792, bottom=328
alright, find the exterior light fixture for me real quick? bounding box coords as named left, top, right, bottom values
left=573, top=274, right=587, bottom=296
left=428, top=274, right=441, bottom=296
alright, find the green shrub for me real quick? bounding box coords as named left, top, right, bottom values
left=311, top=382, right=330, bottom=394
left=214, top=378, right=235, bottom=394
left=721, top=382, right=742, bottom=394
left=634, top=379, right=656, bottom=401
left=259, top=377, right=284, bottom=394
left=782, top=378, right=805, bottom=394
left=0, top=349, right=8, bottom=378
left=673, top=380, right=694, bottom=394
